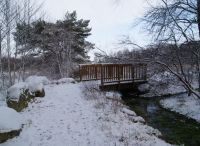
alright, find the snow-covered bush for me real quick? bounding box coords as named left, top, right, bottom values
left=0, top=106, right=22, bottom=143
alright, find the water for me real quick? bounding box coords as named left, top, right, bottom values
left=122, top=96, right=200, bottom=146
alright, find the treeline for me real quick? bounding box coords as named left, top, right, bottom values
left=95, top=41, right=199, bottom=73
left=0, top=0, right=93, bottom=88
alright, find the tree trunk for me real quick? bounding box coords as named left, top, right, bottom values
left=0, top=28, right=3, bottom=88
left=56, top=54, right=63, bottom=78
left=6, top=0, right=12, bottom=86
left=13, top=43, right=18, bottom=84
left=197, top=0, right=200, bottom=92
left=197, top=0, right=200, bottom=37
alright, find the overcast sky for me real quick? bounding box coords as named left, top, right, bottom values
left=42, top=0, right=150, bottom=59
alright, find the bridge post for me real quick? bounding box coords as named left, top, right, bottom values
left=144, top=64, right=147, bottom=80
left=132, top=65, right=135, bottom=82
left=95, top=65, right=97, bottom=80
left=79, top=65, right=82, bottom=81
left=101, top=65, right=104, bottom=86
left=118, top=65, right=121, bottom=84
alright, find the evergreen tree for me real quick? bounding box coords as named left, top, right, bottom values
left=14, top=11, right=94, bottom=78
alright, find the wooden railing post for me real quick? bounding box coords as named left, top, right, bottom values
left=101, top=65, right=104, bottom=86
left=117, top=65, right=120, bottom=84
left=79, top=65, right=82, bottom=81
left=95, top=65, right=97, bottom=80
left=132, top=65, right=135, bottom=82
left=144, top=64, right=147, bottom=80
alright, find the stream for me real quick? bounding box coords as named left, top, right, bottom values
left=122, top=94, right=200, bottom=146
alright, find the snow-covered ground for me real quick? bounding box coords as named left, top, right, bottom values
left=160, top=94, right=200, bottom=122
left=1, top=82, right=171, bottom=146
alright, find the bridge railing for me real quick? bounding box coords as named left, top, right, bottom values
left=79, top=63, right=147, bottom=85
left=79, top=64, right=102, bottom=81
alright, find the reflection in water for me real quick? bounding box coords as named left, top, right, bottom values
left=147, top=103, right=158, bottom=113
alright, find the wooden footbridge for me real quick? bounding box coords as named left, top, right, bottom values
left=79, top=63, right=147, bottom=90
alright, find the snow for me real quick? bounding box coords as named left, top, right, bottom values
left=25, top=76, right=50, bottom=85
left=26, top=76, right=49, bottom=91
left=139, top=71, right=186, bottom=97
left=1, top=82, right=171, bottom=146
left=51, top=78, right=76, bottom=84
left=27, top=82, right=43, bottom=93
left=25, top=76, right=50, bottom=92
left=7, top=76, right=48, bottom=101
left=105, top=92, right=121, bottom=100
left=7, top=82, right=28, bottom=101
left=0, top=93, right=5, bottom=101
left=120, top=107, right=137, bottom=116
left=160, top=94, right=200, bottom=122
left=0, top=107, right=23, bottom=133
left=140, top=71, right=199, bottom=98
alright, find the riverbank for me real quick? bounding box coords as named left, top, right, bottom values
left=160, top=94, right=200, bottom=122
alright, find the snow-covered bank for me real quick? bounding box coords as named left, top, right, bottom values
left=160, top=94, right=200, bottom=122
left=1, top=82, right=171, bottom=146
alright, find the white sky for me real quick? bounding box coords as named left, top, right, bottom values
left=42, top=0, right=150, bottom=59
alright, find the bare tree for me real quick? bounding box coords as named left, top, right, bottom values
left=139, top=0, right=200, bottom=98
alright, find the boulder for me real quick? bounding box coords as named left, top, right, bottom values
left=33, top=88, right=45, bottom=97
left=6, top=79, right=45, bottom=112
left=7, top=89, right=33, bottom=112
left=0, top=107, right=22, bottom=143
left=0, top=129, right=21, bottom=143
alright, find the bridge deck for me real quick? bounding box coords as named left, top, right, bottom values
left=79, top=64, right=147, bottom=89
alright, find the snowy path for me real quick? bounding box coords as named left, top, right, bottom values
left=1, top=83, right=171, bottom=146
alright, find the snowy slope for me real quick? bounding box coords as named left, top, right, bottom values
left=1, top=83, right=171, bottom=146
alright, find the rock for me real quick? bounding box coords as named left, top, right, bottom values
left=33, top=89, right=45, bottom=97
left=7, top=89, right=33, bottom=112
left=0, top=129, right=21, bottom=143
left=0, top=107, right=23, bottom=143
left=7, top=76, right=46, bottom=112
